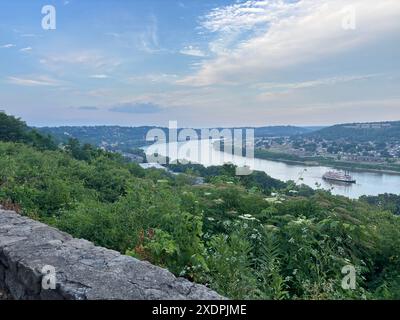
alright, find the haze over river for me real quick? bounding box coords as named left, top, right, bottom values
left=144, top=140, right=400, bottom=199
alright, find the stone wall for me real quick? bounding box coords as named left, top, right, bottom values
left=0, top=208, right=223, bottom=300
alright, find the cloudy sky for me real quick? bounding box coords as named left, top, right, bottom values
left=1, top=0, right=400, bottom=127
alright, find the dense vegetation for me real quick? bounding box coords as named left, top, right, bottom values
left=167, top=162, right=287, bottom=191
left=253, top=126, right=316, bottom=137
left=0, top=112, right=56, bottom=151
left=360, top=194, right=400, bottom=216
left=1, top=113, right=400, bottom=299
left=307, top=121, right=400, bottom=144
left=39, top=125, right=158, bottom=152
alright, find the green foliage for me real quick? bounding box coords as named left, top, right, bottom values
left=128, top=228, right=179, bottom=267
left=205, top=229, right=257, bottom=299
left=168, top=163, right=285, bottom=194
left=254, top=233, right=289, bottom=300
left=0, top=112, right=56, bottom=150
left=39, top=125, right=157, bottom=151
left=0, top=112, right=28, bottom=142
left=360, top=193, right=400, bottom=215
left=309, top=121, right=400, bottom=144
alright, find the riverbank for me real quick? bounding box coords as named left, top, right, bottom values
left=143, top=140, right=400, bottom=198
left=254, top=149, right=400, bottom=175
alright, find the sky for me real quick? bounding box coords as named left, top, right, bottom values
left=0, top=0, right=400, bottom=127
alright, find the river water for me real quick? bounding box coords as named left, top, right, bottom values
left=144, top=140, right=400, bottom=199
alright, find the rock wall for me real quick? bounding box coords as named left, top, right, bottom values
left=0, top=208, right=223, bottom=300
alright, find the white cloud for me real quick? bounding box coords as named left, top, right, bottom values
left=89, top=74, right=109, bottom=79
left=256, top=74, right=380, bottom=91
left=138, top=15, right=163, bottom=54
left=19, top=47, right=32, bottom=52
left=1, top=44, right=15, bottom=49
left=40, top=51, right=121, bottom=71
left=180, top=46, right=206, bottom=57
left=270, top=98, right=400, bottom=124
left=105, top=32, right=121, bottom=38
left=128, top=73, right=179, bottom=83
left=181, top=0, right=400, bottom=86
left=201, top=0, right=294, bottom=33
left=104, top=17, right=170, bottom=55
left=255, top=73, right=386, bottom=103
left=7, top=75, right=62, bottom=87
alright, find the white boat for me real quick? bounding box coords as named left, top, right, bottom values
left=322, top=171, right=356, bottom=183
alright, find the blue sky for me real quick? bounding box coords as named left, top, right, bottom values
left=1, top=0, right=400, bottom=127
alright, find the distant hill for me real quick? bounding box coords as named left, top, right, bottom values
left=38, top=126, right=159, bottom=151
left=41, top=121, right=400, bottom=150
left=302, top=126, right=326, bottom=132
left=200, top=125, right=317, bottom=137
left=38, top=125, right=318, bottom=152
left=254, top=125, right=317, bottom=137
left=308, top=121, right=400, bottom=143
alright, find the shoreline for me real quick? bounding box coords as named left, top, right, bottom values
left=143, top=141, right=400, bottom=176
left=253, top=153, right=400, bottom=175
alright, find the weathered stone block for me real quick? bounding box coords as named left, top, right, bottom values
left=0, top=209, right=224, bottom=300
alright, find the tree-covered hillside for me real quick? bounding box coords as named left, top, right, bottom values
left=0, top=112, right=56, bottom=150
left=254, top=125, right=316, bottom=137
left=1, top=113, right=400, bottom=300
left=308, top=121, right=400, bottom=143
left=38, top=125, right=317, bottom=153
left=39, top=125, right=158, bottom=151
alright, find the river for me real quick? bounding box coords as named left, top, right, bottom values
left=144, top=140, right=400, bottom=199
